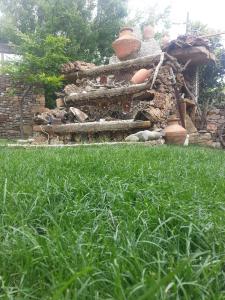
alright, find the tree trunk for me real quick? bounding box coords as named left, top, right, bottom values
left=64, top=53, right=179, bottom=81
left=33, top=120, right=151, bottom=135
left=65, top=82, right=152, bottom=105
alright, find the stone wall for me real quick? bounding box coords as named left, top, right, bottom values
left=0, top=75, right=45, bottom=138
left=207, top=106, right=225, bottom=141
left=181, top=106, right=225, bottom=149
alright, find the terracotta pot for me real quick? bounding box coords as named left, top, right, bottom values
left=131, top=69, right=151, bottom=84
left=143, top=25, right=155, bottom=40
left=164, top=117, right=187, bottom=145
left=112, top=27, right=141, bottom=60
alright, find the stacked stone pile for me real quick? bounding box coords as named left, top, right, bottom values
left=0, top=75, right=45, bottom=138
left=207, top=108, right=225, bottom=134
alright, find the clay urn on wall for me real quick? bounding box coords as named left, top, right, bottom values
left=131, top=69, right=151, bottom=84
left=143, top=25, right=155, bottom=40
left=164, top=117, right=187, bottom=145
left=112, top=27, right=141, bottom=61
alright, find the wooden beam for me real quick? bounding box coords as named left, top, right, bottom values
left=33, top=120, right=151, bottom=134
left=65, top=82, right=150, bottom=105
left=63, top=53, right=179, bottom=81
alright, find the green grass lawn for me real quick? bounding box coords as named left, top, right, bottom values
left=0, top=145, right=225, bottom=299
left=0, top=139, right=15, bottom=146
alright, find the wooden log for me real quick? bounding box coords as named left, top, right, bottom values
left=65, top=82, right=149, bottom=105
left=64, top=53, right=179, bottom=81
left=33, top=120, right=151, bottom=134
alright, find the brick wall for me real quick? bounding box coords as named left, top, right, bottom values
left=0, top=75, right=46, bottom=138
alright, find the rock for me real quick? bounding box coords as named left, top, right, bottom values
left=125, top=130, right=163, bottom=142
left=135, top=130, right=162, bottom=141
left=208, top=114, right=220, bottom=120
left=28, top=138, right=35, bottom=144
left=212, top=142, right=222, bottom=149
left=207, top=123, right=218, bottom=132
left=145, top=138, right=165, bottom=146
left=135, top=131, right=149, bottom=141
left=189, top=132, right=213, bottom=146
left=125, top=134, right=139, bottom=142
left=17, top=139, right=30, bottom=144
left=69, top=107, right=88, bottom=123
left=50, top=138, right=64, bottom=145
left=32, top=135, right=48, bottom=144
left=207, top=109, right=220, bottom=115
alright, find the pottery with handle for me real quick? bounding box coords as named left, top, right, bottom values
left=164, top=117, right=187, bottom=145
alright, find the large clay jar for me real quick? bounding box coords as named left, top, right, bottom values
left=112, top=27, right=141, bottom=60
left=131, top=69, right=151, bottom=84
left=143, top=25, right=155, bottom=40
left=164, top=117, right=187, bottom=145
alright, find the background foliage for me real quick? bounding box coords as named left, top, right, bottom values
left=0, top=0, right=128, bottom=106
left=126, top=4, right=171, bottom=41
left=0, top=0, right=128, bottom=62
left=0, top=33, right=71, bottom=107
left=190, top=22, right=225, bottom=108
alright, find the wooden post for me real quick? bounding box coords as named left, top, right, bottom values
left=65, top=82, right=153, bottom=105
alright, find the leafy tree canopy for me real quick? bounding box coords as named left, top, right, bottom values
left=0, top=0, right=128, bottom=62
left=126, top=4, right=171, bottom=41
left=0, top=0, right=128, bottom=106
left=1, top=33, right=70, bottom=107
left=3, top=33, right=69, bottom=86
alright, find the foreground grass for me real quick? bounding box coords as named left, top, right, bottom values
left=0, top=139, right=16, bottom=146
left=0, top=145, right=225, bottom=300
